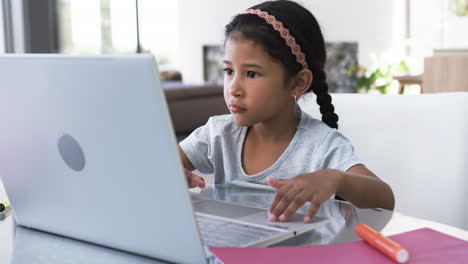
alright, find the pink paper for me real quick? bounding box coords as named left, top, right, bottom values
left=210, top=228, right=468, bottom=264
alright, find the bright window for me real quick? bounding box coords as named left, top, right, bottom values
left=57, top=0, right=178, bottom=66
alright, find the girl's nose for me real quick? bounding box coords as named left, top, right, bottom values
left=229, top=77, right=242, bottom=97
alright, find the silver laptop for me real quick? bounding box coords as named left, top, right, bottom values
left=0, top=54, right=328, bottom=263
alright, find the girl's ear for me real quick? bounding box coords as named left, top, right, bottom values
left=291, top=69, right=313, bottom=99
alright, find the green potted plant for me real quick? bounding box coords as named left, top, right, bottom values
left=348, top=61, right=409, bottom=94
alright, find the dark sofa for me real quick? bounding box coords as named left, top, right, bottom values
left=162, top=81, right=229, bottom=141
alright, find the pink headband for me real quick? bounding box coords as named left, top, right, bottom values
left=241, top=9, right=308, bottom=69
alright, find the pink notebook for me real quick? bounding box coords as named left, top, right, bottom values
left=210, top=228, right=468, bottom=263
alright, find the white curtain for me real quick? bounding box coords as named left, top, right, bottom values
left=0, top=1, right=5, bottom=53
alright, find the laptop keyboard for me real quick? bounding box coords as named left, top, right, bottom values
left=195, top=213, right=283, bottom=247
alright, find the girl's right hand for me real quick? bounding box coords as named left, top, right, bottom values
left=184, top=169, right=206, bottom=188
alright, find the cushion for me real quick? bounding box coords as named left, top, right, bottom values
left=299, top=92, right=468, bottom=230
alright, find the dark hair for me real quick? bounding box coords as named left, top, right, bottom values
left=225, top=0, right=339, bottom=129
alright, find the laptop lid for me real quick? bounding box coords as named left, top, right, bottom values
left=0, top=54, right=206, bottom=264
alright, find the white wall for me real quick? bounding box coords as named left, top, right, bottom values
left=410, top=0, right=468, bottom=54
left=177, top=0, right=407, bottom=83
left=176, top=0, right=260, bottom=84
left=304, top=0, right=406, bottom=70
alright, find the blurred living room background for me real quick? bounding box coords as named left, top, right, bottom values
left=1, top=0, right=467, bottom=138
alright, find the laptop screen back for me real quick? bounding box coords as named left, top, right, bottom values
left=0, top=54, right=206, bottom=263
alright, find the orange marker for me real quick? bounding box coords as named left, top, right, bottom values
left=355, top=223, right=409, bottom=263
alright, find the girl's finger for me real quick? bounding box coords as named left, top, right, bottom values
left=270, top=185, right=300, bottom=221
left=269, top=180, right=293, bottom=215
left=304, top=200, right=321, bottom=223
left=267, top=177, right=287, bottom=189
left=194, top=176, right=206, bottom=188
left=279, top=190, right=308, bottom=222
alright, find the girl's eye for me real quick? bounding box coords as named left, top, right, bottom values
left=247, top=71, right=259, bottom=78
left=223, top=68, right=233, bottom=75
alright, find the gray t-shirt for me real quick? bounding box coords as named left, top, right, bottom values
left=180, top=106, right=362, bottom=189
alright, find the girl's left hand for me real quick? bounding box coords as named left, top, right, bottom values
left=267, top=169, right=342, bottom=223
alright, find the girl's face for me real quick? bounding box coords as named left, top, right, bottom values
left=223, top=37, right=295, bottom=127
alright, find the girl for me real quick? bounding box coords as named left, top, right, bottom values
left=178, top=0, right=394, bottom=223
